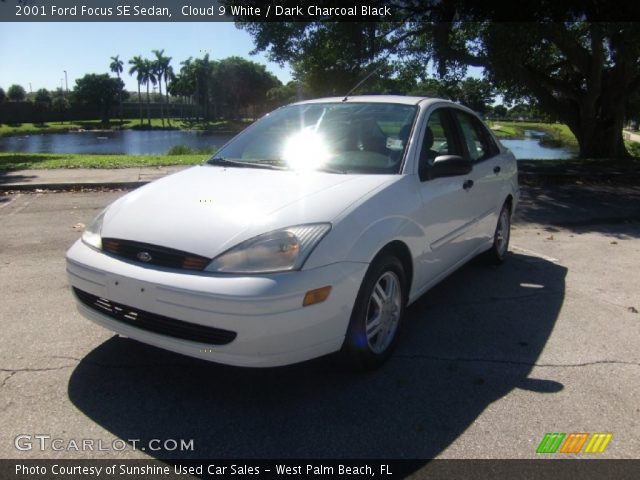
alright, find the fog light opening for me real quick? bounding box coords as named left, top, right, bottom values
left=303, top=286, right=332, bottom=307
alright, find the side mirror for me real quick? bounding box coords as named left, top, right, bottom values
left=421, top=155, right=472, bottom=181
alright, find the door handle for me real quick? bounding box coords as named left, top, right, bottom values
left=463, top=179, right=474, bottom=190
left=493, top=166, right=501, bottom=174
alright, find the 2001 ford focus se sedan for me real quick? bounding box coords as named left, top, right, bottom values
left=67, top=95, right=518, bottom=369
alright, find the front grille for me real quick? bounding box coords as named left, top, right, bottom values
left=73, top=287, right=237, bottom=345
left=102, top=238, right=210, bottom=271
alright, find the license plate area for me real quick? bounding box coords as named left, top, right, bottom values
left=106, top=275, right=155, bottom=309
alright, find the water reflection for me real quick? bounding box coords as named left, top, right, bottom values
left=0, top=128, right=576, bottom=160
left=500, top=129, right=576, bottom=160
left=0, top=130, right=235, bottom=155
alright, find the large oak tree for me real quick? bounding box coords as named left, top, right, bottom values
left=231, top=0, right=640, bottom=158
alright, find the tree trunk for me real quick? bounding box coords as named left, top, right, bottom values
left=566, top=100, right=630, bottom=159
left=157, top=75, right=164, bottom=128
left=165, top=79, right=171, bottom=127
left=146, top=84, right=151, bottom=127
left=117, top=73, right=123, bottom=128
left=576, top=120, right=628, bottom=159
left=138, top=83, right=143, bottom=125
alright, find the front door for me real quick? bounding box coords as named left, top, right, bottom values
left=412, top=107, right=481, bottom=291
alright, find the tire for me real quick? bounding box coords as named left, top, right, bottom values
left=342, top=255, right=407, bottom=369
left=483, top=202, right=511, bottom=265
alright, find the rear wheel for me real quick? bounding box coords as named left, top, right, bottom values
left=484, top=202, right=511, bottom=264
left=343, top=255, right=407, bottom=369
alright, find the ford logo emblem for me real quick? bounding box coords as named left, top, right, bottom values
left=137, top=251, right=152, bottom=262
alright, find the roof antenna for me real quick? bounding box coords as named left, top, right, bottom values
left=342, top=64, right=383, bottom=102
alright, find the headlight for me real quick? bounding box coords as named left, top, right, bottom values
left=205, top=223, right=331, bottom=274
left=81, top=210, right=106, bottom=250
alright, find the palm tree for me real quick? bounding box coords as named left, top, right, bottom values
left=151, top=50, right=165, bottom=127
left=152, top=49, right=173, bottom=127
left=164, top=64, right=175, bottom=126
left=193, top=54, right=212, bottom=121
left=128, top=55, right=145, bottom=125
left=179, top=57, right=195, bottom=104
left=141, top=59, right=157, bottom=127
left=109, top=55, right=124, bottom=126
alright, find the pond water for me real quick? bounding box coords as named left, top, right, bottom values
left=0, top=130, right=235, bottom=155
left=500, top=129, right=576, bottom=160
left=0, top=128, right=576, bottom=160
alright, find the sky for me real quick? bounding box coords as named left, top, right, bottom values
left=0, top=22, right=293, bottom=93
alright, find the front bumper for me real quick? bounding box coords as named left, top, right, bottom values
left=66, top=240, right=368, bottom=367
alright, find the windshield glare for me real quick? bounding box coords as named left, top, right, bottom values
left=212, top=102, right=418, bottom=174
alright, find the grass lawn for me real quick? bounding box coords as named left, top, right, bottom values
left=488, top=120, right=578, bottom=147
left=0, top=118, right=251, bottom=137
left=626, top=140, right=640, bottom=157
left=0, top=153, right=209, bottom=170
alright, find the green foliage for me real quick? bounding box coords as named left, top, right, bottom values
left=34, top=88, right=51, bottom=106
left=488, top=121, right=578, bottom=147
left=0, top=152, right=208, bottom=170
left=109, top=55, right=124, bottom=77
left=7, top=84, right=26, bottom=101
left=267, top=81, right=306, bottom=106
left=166, top=144, right=217, bottom=155
left=449, top=78, right=495, bottom=115
left=0, top=118, right=247, bottom=137
left=232, top=3, right=640, bottom=158
left=217, top=56, right=280, bottom=113
left=169, top=54, right=281, bottom=119
left=72, top=74, right=126, bottom=123
left=0, top=87, right=5, bottom=103
left=492, top=105, right=508, bottom=118
left=626, top=141, right=640, bottom=158
left=51, top=89, right=70, bottom=118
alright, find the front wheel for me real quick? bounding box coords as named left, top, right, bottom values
left=342, top=255, right=407, bottom=369
left=483, top=202, right=511, bottom=264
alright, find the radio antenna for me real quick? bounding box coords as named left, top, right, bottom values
left=342, top=64, right=384, bottom=102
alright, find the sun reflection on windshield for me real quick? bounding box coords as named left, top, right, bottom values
left=282, top=128, right=330, bottom=171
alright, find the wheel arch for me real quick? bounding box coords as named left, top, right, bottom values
left=371, top=240, right=414, bottom=300
left=504, top=194, right=514, bottom=212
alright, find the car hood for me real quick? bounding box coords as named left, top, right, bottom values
left=101, top=165, right=395, bottom=259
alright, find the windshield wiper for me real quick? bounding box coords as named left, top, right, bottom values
left=208, top=157, right=347, bottom=174
left=316, top=166, right=348, bottom=174
left=206, top=157, right=286, bottom=170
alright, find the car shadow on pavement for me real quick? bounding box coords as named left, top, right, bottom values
left=68, top=252, right=566, bottom=465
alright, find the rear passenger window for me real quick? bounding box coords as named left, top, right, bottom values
left=454, top=111, right=497, bottom=162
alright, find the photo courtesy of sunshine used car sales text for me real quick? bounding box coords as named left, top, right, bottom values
left=15, top=462, right=390, bottom=476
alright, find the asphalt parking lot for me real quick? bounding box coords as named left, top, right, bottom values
left=0, top=184, right=639, bottom=463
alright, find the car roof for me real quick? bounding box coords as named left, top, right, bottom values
left=291, top=95, right=449, bottom=107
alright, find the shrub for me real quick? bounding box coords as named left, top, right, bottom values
left=167, top=144, right=217, bottom=155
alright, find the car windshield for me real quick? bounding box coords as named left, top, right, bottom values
left=209, top=102, right=418, bottom=174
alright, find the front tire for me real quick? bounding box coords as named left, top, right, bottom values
left=343, top=255, right=407, bottom=369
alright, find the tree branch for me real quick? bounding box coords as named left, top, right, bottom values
left=540, top=23, right=591, bottom=75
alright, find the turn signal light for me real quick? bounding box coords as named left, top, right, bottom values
left=302, top=286, right=332, bottom=307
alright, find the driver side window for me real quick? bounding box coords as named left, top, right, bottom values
left=422, top=109, right=460, bottom=163
left=420, top=109, right=460, bottom=169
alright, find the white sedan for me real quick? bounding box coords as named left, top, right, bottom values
left=66, top=95, right=518, bottom=368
